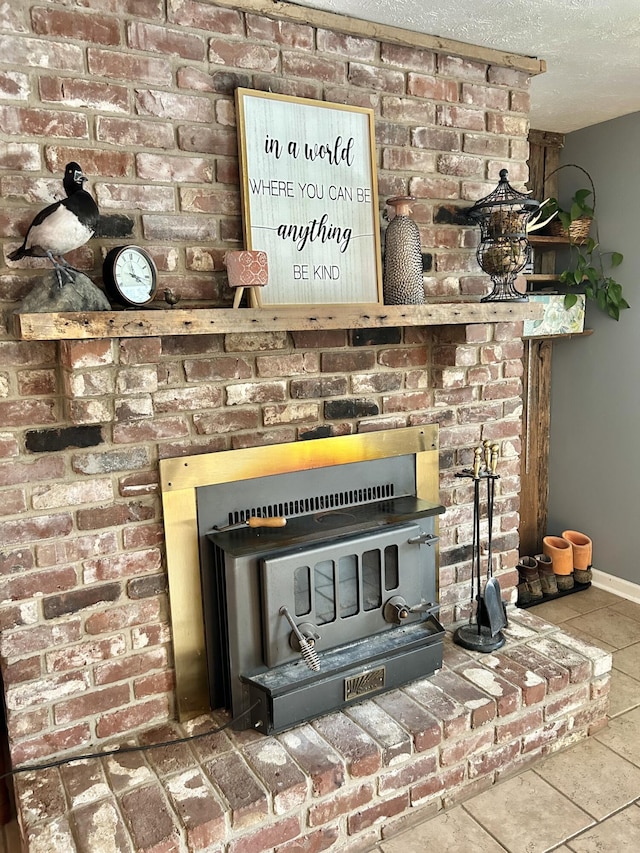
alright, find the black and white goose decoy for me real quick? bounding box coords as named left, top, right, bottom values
left=9, top=162, right=99, bottom=287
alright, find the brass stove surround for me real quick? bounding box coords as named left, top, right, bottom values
left=159, top=425, right=440, bottom=720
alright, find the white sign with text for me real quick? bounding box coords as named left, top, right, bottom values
left=236, top=89, right=382, bottom=305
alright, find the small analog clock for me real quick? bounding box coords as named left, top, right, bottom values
left=103, top=245, right=158, bottom=307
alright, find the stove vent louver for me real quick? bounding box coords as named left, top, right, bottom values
left=227, top=482, right=395, bottom=526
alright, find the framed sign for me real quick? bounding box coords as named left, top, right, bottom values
left=235, top=88, right=383, bottom=305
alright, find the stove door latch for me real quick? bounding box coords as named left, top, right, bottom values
left=383, top=595, right=439, bottom=625
left=280, top=606, right=321, bottom=672
left=407, top=532, right=439, bottom=546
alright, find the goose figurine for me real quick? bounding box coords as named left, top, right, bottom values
left=9, top=162, right=99, bottom=287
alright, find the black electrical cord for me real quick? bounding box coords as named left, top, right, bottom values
left=0, top=701, right=259, bottom=783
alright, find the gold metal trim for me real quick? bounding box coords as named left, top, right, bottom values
left=160, top=425, right=439, bottom=720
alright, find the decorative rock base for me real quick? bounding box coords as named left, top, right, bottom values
left=13, top=609, right=611, bottom=852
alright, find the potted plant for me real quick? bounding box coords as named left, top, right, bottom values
left=529, top=165, right=629, bottom=321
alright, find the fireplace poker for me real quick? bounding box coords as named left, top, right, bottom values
left=212, top=516, right=287, bottom=532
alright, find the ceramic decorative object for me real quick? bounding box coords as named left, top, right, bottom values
left=382, top=196, right=424, bottom=305
left=224, top=250, right=268, bottom=308
left=562, top=530, right=592, bottom=569
left=542, top=535, right=574, bottom=575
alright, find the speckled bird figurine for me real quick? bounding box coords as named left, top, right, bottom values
left=9, top=162, right=99, bottom=287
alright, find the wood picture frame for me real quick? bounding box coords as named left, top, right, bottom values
left=235, top=88, right=383, bottom=306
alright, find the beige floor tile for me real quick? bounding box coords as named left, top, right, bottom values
left=613, top=642, right=640, bottom=679
left=567, top=804, right=640, bottom=852
left=595, top=705, right=640, bottom=766
left=609, top=598, right=640, bottom=623
left=380, top=806, right=507, bottom=853
left=608, top=669, right=640, bottom=717
left=563, top=607, right=640, bottom=649
left=561, top=587, right=622, bottom=613
left=463, top=770, right=593, bottom=853
left=534, top=737, right=640, bottom=820
left=529, top=598, right=584, bottom=624
left=557, top=622, right=616, bottom=652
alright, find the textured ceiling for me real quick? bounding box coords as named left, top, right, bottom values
left=293, top=0, right=640, bottom=133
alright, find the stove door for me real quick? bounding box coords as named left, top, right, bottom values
left=260, top=520, right=437, bottom=668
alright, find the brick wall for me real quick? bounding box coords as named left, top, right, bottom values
left=0, top=1, right=532, bottom=770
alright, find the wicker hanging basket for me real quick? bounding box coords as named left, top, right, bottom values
left=547, top=215, right=593, bottom=241
left=542, top=164, right=596, bottom=242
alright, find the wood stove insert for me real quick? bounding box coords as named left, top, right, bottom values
left=160, top=426, right=443, bottom=725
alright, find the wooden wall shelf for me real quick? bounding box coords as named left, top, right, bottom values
left=11, top=300, right=544, bottom=341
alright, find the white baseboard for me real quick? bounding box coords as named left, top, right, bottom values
left=591, top=568, right=640, bottom=604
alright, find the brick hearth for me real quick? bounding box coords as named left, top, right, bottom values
left=15, top=609, right=610, bottom=852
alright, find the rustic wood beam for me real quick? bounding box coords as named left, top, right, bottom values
left=214, top=0, right=546, bottom=75
left=11, top=301, right=544, bottom=341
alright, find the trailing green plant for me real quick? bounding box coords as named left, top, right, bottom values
left=558, top=237, right=627, bottom=321
left=531, top=164, right=629, bottom=321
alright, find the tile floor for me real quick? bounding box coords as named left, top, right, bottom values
left=1, top=586, right=638, bottom=852
left=368, top=586, right=640, bottom=853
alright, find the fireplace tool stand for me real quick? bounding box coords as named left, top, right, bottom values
left=454, top=442, right=507, bottom=652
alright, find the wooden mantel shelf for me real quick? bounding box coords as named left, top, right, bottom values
left=12, top=300, right=543, bottom=341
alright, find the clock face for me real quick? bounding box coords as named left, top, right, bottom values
left=104, top=246, right=157, bottom=306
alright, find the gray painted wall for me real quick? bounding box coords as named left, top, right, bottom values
left=546, top=111, right=640, bottom=584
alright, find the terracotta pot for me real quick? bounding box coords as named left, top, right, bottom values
left=542, top=535, right=573, bottom=575
left=562, top=530, right=592, bottom=570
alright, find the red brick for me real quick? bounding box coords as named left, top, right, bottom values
left=83, top=548, right=162, bottom=583
left=276, top=825, right=340, bottom=853
left=11, top=723, right=91, bottom=766
left=245, top=738, right=308, bottom=815
left=468, top=739, right=521, bottom=779
left=429, top=670, right=496, bottom=727
left=96, top=696, right=168, bottom=739
left=228, top=817, right=301, bottom=853
left=55, top=683, right=130, bottom=726
left=94, top=647, right=167, bottom=685
left=456, top=663, right=521, bottom=717
left=481, top=653, right=547, bottom=706
left=0, top=619, right=81, bottom=659
left=502, top=647, right=570, bottom=693
left=439, top=726, right=494, bottom=767
left=282, top=53, right=346, bottom=85
left=0, top=399, right=56, bottom=427
left=134, top=670, right=174, bottom=699
left=165, top=769, right=227, bottom=850
left=72, top=797, right=132, bottom=853
left=31, top=7, right=120, bottom=43
left=97, top=115, right=174, bottom=149
left=246, top=15, right=314, bottom=48
left=119, top=783, right=181, bottom=853
left=495, top=708, right=544, bottom=744
left=308, top=783, right=373, bottom=827
left=127, top=21, right=205, bottom=60
left=312, top=713, right=381, bottom=777
left=209, top=38, right=278, bottom=71
left=411, top=764, right=465, bottom=804
left=378, top=752, right=438, bottom=795
left=544, top=684, right=591, bottom=720
left=2, top=566, right=77, bottom=603
left=347, top=791, right=409, bottom=835
left=139, top=724, right=197, bottom=777
left=408, top=73, right=459, bottom=101
left=46, top=635, right=126, bottom=673
left=85, top=599, right=162, bottom=634
left=278, top=724, right=345, bottom=797
left=204, top=751, right=268, bottom=828
left=374, top=691, right=441, bottom=752
left=169, top=2, right=243, bottom=33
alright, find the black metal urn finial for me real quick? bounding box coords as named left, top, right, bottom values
left=467, top=169, right=541, bottom=303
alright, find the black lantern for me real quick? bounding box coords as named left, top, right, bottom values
left=467, top=169, right=540, bottom=302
